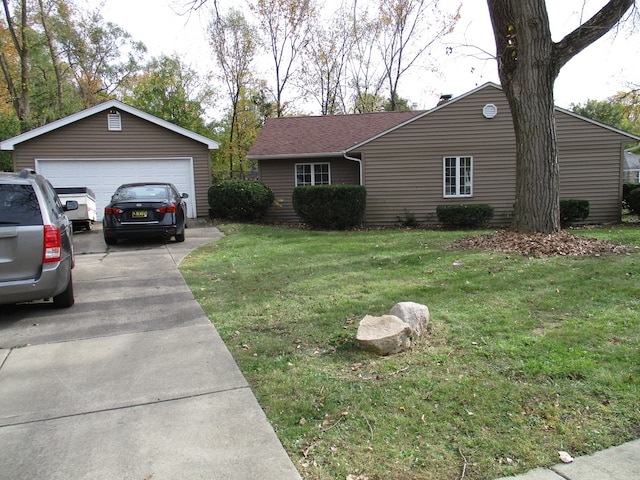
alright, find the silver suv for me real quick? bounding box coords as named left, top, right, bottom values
left=0, top=170, right=78, bottom=308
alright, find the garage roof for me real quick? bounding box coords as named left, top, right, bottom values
left=0, top=100, right=219, bottom=151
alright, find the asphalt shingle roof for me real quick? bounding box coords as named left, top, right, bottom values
left=248, top=110, right=425, bottom=157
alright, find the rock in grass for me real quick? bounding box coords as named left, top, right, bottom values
left=389, top=302, right=429, bottom=337
left=558, top=451, right=574, bottom=463
left=356, top=315, right=412, bottom=355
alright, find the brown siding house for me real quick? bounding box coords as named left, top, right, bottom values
left=1, top=100, right=218, bottom=219
left=248, top=83, right=640, bottom=226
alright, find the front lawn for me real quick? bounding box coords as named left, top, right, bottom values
left=180, top=224, right=640, bottom=480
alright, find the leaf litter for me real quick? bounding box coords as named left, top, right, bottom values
left=451, top=231, right=638, bottom=257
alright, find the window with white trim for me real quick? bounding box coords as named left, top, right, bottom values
left=443, top=156, right=473, bottom=197
left=295, top=163, right=330, bottom=186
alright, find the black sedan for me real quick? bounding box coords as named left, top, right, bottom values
left=102, top=182, right=188, bottom=245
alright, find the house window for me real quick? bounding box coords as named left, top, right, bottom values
left=443, top=156, right=473, bottom=197
left=295, top=163, right=330, bottom=186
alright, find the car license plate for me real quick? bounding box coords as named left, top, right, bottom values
left=132, top=210, right=147, bottom=219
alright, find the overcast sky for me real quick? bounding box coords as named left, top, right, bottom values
left=89, top=0, right=640, bottom=113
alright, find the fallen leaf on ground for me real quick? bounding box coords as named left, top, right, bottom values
left=452, top=231, right=637, bottom=257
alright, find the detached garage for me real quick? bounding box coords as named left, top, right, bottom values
left=1, top=100, right=218, bottom=220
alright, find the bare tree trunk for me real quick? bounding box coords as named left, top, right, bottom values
left=229, top=103, right=236, bottom=178
left=251, top=0, right=312, bottom=118
left=18, top=0, right=28, bottom=129
left=0, top=52, right=19, bottom=116
left=37, top=0, right=64, bottom=116
left=2, top=0, right=30, bottom=131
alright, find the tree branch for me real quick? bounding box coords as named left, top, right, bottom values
left=553, top=0, right=635, bottom=71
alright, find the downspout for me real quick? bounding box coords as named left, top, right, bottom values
left=343, top=150, right=365, bottom=224
left=342, top=151, right=363, bottom=186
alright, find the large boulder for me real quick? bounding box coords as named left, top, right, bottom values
left=356, top=315, right=412, bottom=355
left=389, top=302, right=429, bottom=337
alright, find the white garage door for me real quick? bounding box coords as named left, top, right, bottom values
left=35, top=158, right=197, bottom=220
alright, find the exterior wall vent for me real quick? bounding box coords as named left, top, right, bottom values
left=437, top=94, right=453, bottom=106
left=107, top=111, right=122, bottom=131
left=482, top=104, right=498, bottom=119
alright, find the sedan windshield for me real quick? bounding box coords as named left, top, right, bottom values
left=113, top=185, right=170, bottom=202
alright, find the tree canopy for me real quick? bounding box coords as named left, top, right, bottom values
left=0, top=0, right=146, bottom=132
left=123, top=54, right=209, bottom=135
left=572, top=91, right=640, bottom=136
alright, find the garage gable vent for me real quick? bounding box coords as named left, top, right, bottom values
left=107, top=111, right=122, bottom=131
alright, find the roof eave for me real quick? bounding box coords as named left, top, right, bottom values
left=346, top=82, right=503, bottom=152
left=556, top=106, right=640, bottom=141
left=0, top=100, right=219, bottom=151
left=248, top=151, right=345, bottom=160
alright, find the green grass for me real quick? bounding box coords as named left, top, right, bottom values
left=180, top=224, right=640, bottom=480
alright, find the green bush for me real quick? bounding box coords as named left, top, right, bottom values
left=623, top=183, right=640, bottom=211
left=292, top=185, right=366, bottom=229
left=629, top=188, right=640, bottom=215
left=208, top=179, right=274, bottom=221
left=560, top=199, right=590, bottom=227
left=436, top=204, right=494, bottom=229
left=0, top=152, right=13, bottom=172
left=397, top=209, right=419, bottom=227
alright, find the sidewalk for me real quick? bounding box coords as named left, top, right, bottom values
left=0, top=222, right=302, bottom=479
left=496, top=439, right=640, bottom=480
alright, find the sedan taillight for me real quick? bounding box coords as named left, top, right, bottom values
left=105, top=207, right=123, bottom=215
left=155, top=205, right=177, bottom=213
left=43, top=226, right=62, bottom=263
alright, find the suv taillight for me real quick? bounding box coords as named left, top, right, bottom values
left=43, top=226, right=62, bottom=263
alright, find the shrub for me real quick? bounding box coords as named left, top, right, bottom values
left=208, top=179, right=274, bottom=221
left=397, top=209, right=419, bottom=227
left=436, top=204, right=494, bottom=228
left=560, top=199, right=590, bottom=227
left=629, top=188, right=640, bottom=215
left=292, top=185, right=366, bottom=229
left=623, top=183, right=640, bottom=211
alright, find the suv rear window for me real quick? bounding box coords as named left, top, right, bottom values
left=0, top=184, right=43, bottom=226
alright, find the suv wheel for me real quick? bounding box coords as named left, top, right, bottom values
left=53, top=272, right=75, bottom=308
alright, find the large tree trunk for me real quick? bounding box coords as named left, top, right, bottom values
left=488, top=0, right=560, bottom=233
left=503, top=62, right=560, bottom=233
left=487, top=0, right=635, bottom=234
left=508, top=83, right=560, bottom=233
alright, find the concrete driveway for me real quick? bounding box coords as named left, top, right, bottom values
left=0, top=222, right=302, bottom=479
